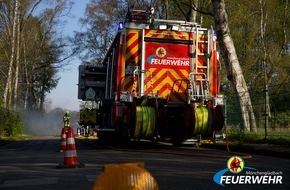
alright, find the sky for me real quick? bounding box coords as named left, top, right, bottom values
left=46, top=0, right=90, bottom=111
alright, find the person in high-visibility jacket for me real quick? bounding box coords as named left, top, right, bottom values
left=63, top=111, right=71, bottom=128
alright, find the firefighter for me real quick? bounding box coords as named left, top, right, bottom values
left=63, top=111, right=71, bottom=128
left=85, top=125, right=90, bottom=137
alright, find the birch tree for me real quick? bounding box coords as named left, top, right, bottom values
left=1, top=0, right=73, bottom=111
left=3, top=0, right=19, bottom=109
left=212, top=0, right=257, bottom=132
left=13, top=0, right=21, bottom=110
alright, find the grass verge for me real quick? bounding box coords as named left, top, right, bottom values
left=0, top=134, right=32, bottom=146
left=227, top=128, right=290, bottom=147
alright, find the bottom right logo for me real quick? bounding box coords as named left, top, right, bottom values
left=213, top=156, right=283, bottom=187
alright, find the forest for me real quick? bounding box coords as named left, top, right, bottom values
left=0, top=0, right=289, bottom=137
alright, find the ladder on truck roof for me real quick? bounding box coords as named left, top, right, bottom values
left=189, top=27, right=210, bottom=102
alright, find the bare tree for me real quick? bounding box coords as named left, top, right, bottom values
left=212, top=0, right=257, bottom=132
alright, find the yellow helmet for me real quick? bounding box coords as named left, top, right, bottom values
left=65, top=111, right=69, bottom=115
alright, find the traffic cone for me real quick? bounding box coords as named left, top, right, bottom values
left=56, top=127, right=85, bottom=168
left=59, top=128, right=67, bottom=152
left=64, top=127, right=78, bottom=166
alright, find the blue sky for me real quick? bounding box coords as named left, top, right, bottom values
left=46, top=0, right=90, bottom=111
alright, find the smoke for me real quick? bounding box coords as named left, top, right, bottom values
left=22, top=110, right=64, bottom=136
left=21, top=108, right=80, bottom=136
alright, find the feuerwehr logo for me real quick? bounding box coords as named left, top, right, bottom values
left=213, top=156, right=283, bottom=187
left=147, top=46, right=190, bottom=67
left=156, top=47, right=166, bottom=58
left=227, top=156, right=244, bottom=173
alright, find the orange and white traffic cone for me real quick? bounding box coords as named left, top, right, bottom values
left=57, top=127, right=84, bottom=168
left=64, top=127, right=78, bottom=166
left=59, top=128, right=67, bottom=152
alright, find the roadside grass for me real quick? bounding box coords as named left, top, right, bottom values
left=227, top=128, right=290, bottom=147
left=0, top=134, right=32, bottom=146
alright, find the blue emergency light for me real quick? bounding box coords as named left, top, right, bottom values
left=118, top=22, right=124, bottom=30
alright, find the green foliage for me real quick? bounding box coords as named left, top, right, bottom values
left=227, top=126, right=290, bottom=146
left=0, top=0, right=71, bottom=111
left=271, top=111, right=290, bottom=128
left=228, top=129, right=264, bottom=143
left=225, top=0, right=290, bottom=90
left=226, top=88, right=290, bottom=130
left=0, top=108, right=24, bottom=137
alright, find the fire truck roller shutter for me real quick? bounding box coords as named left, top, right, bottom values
left=134, top=106, right=156, bottom=139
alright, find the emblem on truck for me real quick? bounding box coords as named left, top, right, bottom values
left=156, top=47, right=166, bottom=58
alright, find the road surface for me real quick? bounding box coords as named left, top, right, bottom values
left=0, top=136, right=289, bottom=190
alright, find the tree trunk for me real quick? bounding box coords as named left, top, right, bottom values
left=212, top=0, right=257, bottom=132
left=14, top=0, right=21, bottom=111
left=189, top=0, right=198, bottom=23
left=163, top=0, right=169, bottom=19
left=3, top=0, right=19, bottom=109
left=23, top=36, right=29, bottom=110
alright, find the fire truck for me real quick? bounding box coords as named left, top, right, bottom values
left=78, top=8, right=224, bottom=144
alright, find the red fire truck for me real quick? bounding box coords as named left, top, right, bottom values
left=78, top=8, right=224, bottom=144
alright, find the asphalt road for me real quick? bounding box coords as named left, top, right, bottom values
left=0, top=136, right=289, bottom=190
